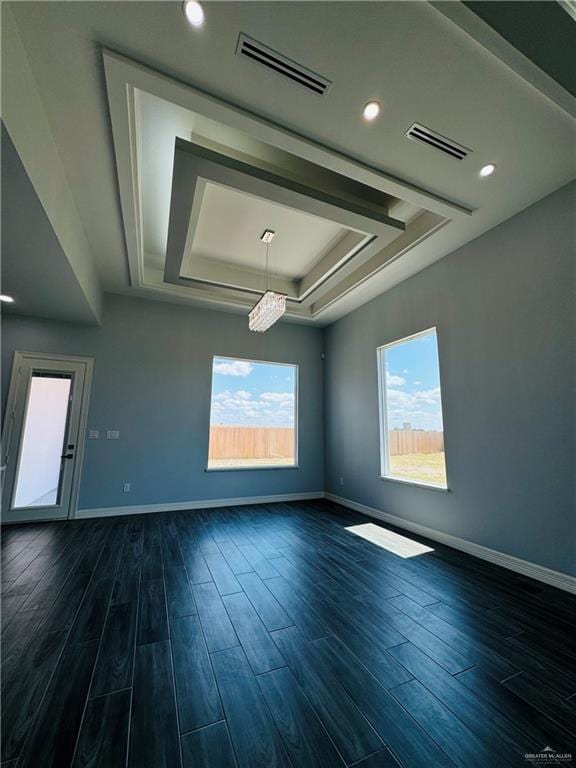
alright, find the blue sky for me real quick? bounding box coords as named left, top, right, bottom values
left=210, top=357, right=295, bottom=427
left=384, top=331, right=444, bottom=431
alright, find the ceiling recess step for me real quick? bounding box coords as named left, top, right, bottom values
left=236, top=33, right=331, bottom=96
left=405, top=122, right=471, bottom=160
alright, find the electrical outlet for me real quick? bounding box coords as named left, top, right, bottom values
left=123, top=483, right=131, bottom=493
left=106, top=430, right=120, bottom=440
left=339, top=476, right=344, bottom=486
left=88, top=429, right=99, bottom=439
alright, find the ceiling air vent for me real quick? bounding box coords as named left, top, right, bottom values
left=236, top=33, right=331, bottom=96
left=405, top=122, right=471, bottom=160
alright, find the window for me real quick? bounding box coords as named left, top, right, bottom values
left=207, top=356, right=297, bottom=470
left=377, top=328, right=447, bottom=489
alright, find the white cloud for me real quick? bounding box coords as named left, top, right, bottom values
left=260, top=392, right=295, bottom=404
left=414, top=387, right=441, bottom=405
left=210, top=389, right=295, bottom=427
left=213, top=360, right=253, bottom=377
left=386, top=371, right=406, bottom=387
left=387, top=387, right=440, bottom=406
left=387, top=388, right=413, bottom=407
left=386, top=387, right=443, bottom=431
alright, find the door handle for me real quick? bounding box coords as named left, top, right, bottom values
left=61, top=453, right=74, bottom=459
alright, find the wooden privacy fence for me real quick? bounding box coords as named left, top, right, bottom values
left=209, top=426, right=295, bottom=459
left=389, top=429, right=444, bottom=455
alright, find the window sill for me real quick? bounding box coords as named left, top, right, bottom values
left=379, top=475, right=449, bottom=492
left=206, top=465, right=299, bottom=473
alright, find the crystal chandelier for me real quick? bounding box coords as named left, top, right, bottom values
left=249, top=290, right=287, bottom=332
left=249, top=230, right=287, bottom=332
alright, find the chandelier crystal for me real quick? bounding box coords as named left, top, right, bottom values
left=248, top=290, right=286, bottom=332
left=249, top=230, right=286, bottom=332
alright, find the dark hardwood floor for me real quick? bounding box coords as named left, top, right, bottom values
left=2, top=499, right=575, bottom=768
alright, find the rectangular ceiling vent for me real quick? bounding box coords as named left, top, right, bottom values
left=405, top=122, right=471, bottom=160
left=236, top=33, right=331, bottom=96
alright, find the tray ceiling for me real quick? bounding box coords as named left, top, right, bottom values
left=163, top=138, right=413, bottom=307
left=4, top=2, right=574, bottom=325
left=106, top=51, right=457, bottom=321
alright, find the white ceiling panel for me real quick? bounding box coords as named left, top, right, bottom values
left=190, top=182, right=346, bottom=279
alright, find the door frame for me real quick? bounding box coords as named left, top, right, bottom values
left=1, top=351, right=94, bottom=523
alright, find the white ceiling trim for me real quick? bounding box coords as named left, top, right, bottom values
left=104, top=49, right=469, bottom=320
left=104, top=50, right=471, bottom=219
left=312, top=210, right=448, bottom=316
left=165, top=139, right=406, bottom=306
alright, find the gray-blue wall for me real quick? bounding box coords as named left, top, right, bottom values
left=1, top=295, right=324, bottom=509
left=2, top=183, right=574, bottom=576
left=324, top=181, right=576, bottom=576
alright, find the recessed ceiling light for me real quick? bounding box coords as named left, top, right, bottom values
left=0, top=295, right=14, bottom=303
left=362, top=101, right=381, bottom=122
left=479, top=163, right=496, bottom=178
left=182, top=0, right=204, bottom=27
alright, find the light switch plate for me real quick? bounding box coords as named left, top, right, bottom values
left=106, top=430, right=120, bottom=440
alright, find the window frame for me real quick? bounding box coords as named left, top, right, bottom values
left=206, top=354, right=299, bottom=472
left=376, top=327, right=449, bottom=491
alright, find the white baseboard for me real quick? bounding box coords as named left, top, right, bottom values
left=75, top=490, right=576, bottom=594
left=325, top=492, right=576, bottom=595
left=76, top=491, right=325, bottom=520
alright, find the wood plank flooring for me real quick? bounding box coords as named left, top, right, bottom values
left=2, top=499, right=575, bottom=767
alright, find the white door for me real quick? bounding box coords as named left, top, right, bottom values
left=1, top=352, right=93, bottom=522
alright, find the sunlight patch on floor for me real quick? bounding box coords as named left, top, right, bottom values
left=345, top=523, right=434, bottom=558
